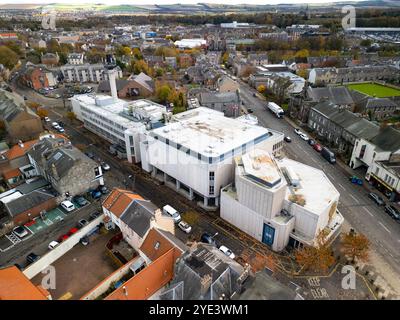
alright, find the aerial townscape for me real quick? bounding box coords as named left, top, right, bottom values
left=0, top=0, right=400, bottom=305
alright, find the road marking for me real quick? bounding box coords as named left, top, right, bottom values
left=337, top=183, right=346, bottom=190
left=326, top=173, right=335, bottom=181
left=363, top=208, right=374, bottom=217
left=378, top=221, right=391, bottom=234
left=350, top=194, right=360, bottom=203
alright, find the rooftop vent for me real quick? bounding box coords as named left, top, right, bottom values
left=284, top=166, right=300, bottom=187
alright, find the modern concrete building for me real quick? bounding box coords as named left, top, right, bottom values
left=221, top=149, right=343, bottom=251
left=60, top=63, right=122, bottom=83
left=71, top=94, right=166, bottom=164
left=140, top=107, right=284, bottom=209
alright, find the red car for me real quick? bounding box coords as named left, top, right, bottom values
left=313, top=143, right=322, bottom=152
left=58, top=234, right=69, bottom=242
left=67, top=227, right=79, bottom=236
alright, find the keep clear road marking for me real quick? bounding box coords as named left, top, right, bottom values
left=363, top=207, right=374, bottom=217
left=379, top=221, right=391, bottom=234
left=350, top=194, right=360, bottom=203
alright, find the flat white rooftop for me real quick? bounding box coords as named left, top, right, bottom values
left=72, top=94, right=165, bottom=129
left=277, top=158, right=339, bottom=214
left=241, top=150, right=282, bottom=188
left=151, top=107, right=271, bottom=158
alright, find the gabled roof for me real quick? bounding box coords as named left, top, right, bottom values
left=102, top=188, right=144, bottom=217
left=307, top=86, right=354, bottom=105
left=370, top=126, right=400, bottom=152
left=120, top=199, right=157, bottom=238
left=0, top=89, right=38, bottom=123
left=313, top=101, right=362, bottom=130
left=5, top=139, right=38, bottom=160
left=345, top=118, right=380, bottom=140
left=128, top=72, right=154, bottom=92
left=199, top=91, right=240, bottom=104
left=98, top=79, right=130, bottom=92
left=0, top=266, right=49, bottom=300
left=140, top=228, right=175, bottom=262
left=4, top=188, right=55, bottom=217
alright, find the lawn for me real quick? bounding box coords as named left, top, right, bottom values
left=347, top=83, right=400, bottom=98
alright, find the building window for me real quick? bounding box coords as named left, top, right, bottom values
left=209, top=186, right=214, bottom=195
left=94, top=167, right=101, bottom=177
left=209, top=172, right=215, bottom=181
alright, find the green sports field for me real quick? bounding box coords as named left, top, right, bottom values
left=347, top=83, right=400, bottom=98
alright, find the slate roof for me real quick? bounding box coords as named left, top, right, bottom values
left=345, top=118, right=380, bottom=140
left=370, top=126, right=400, bottom=152
left=307, top=86, right=354, bottom=105
left=0, top=89, right=37, bottom=123
left=128, top=72, right=154, bottom=92
left=5, top=189, right=55, bottom=217
left=199, top=91, right=240, bottom=104
left=119, top=199, right=157, bottom=238
left=98, top=79, right=130, bottom=92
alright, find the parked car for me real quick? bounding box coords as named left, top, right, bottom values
left=26, top=252, right=40, bottom=264
left=369, top=192, right=385, bottom=206
left=299, top=133, right=309, bottom=141
left=61, top=200, right=76, bottom=212
left=313, top=143, right=322, bottom=152
left=44, top=117, right=50, bottom=122
left=219, top=245, right=235, bottom=259
left=58, top=234, right=69, bottom=242
left=98, top=185, right=109, bottom=194
left=13, top=226, right=29, bottom=238
left=284, top=136, right=292, bottom=143
left=90, top=212, right=101, bottom=220
left=247, top=108, right=253, bottom=113
left=253, top=93, right=257, bottom=97
left=56, top=127, right=65, bottom=133
left=385, top=205, right=400, bottom=220
left=308, top=139, right=316, bottom=146
left=51, top=122, right=59, bottom=128
left=200, top=233, right=217, bottom=246
left=321, top=147, right=336, bottom=164
left=101, top=162, right=110, bottom=171
left=77, top=219, right=88, bottom=228
left=90, top=189, right=102, bottom=199
left=48, top=241, right=59, bottom=250
left=163, top=205, right=181, bottom=223
left=73, top=195, right=89, bottom=207
left=294, top=128, right=302, bottom=135
left=85, top=152, right=94, bottom=159
left=178, top=221, right=192, bottom=233
left=80, top=236, right=89, bottom=246
left=67, top=227, right=79, bottom=236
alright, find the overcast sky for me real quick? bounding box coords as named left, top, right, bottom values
left=2, top=0, right=363, bottom=5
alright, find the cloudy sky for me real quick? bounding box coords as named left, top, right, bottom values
left=2, top=0, right=363, bottom=5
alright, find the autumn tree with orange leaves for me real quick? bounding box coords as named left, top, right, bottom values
left=295, top=231, right=335, bottom=274
left=341, top=230, right=370, bottom=263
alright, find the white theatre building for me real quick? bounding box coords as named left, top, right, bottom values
left=221, top=149, right=343, bottom=251
left=140, top=107, right=284, bottom=209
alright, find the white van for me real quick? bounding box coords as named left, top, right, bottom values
left=61, top=200, right=76, bottom=212
left=162, top=205, right=181, bottom=223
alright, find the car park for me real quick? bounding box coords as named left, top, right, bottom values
left=219, top=245, right=235, bottom=259
left=61, top=200, right=76, bottom=212
left=163, top=205, right=181, bottom=223
left=385, top=205, right=400, bottom=220
left=369, top=192, right=385, bottom=206
left=48, top=241, right=59, bottom=250
left=13, top=226, right=29, bottom=238
left=26, top=252, right=40, bottom=264
left=73, top=195, right=89, bottom=207
left=178, top=221, right=192, bottom=233
left=284, top=136, right=292, bottom=143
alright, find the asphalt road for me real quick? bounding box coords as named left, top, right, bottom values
left=238, top=81, right=400, bottom=277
